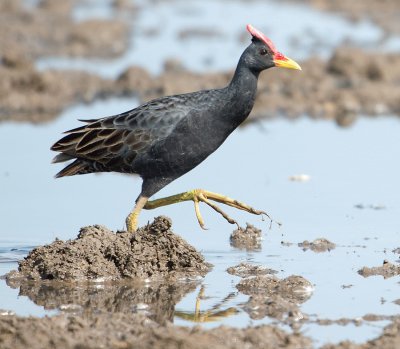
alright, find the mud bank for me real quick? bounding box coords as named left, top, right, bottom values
left=3, top=46, right=400, bottom=125
left=0, top=311, right=313, bottom=349
left=0, top=0, right=130, bottom=60
left=2, top=2, right=400, bottom=125
left=321, top=318, right=400, bottom=349
left=298, top=0, right=400, bottom=35
left=6, top=216, right=211, bottom=282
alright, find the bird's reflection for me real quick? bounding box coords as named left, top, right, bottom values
left=174, top=285, right=238, bottom=323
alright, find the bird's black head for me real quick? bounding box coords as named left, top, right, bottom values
left=242, top=24, right=301, bottom=73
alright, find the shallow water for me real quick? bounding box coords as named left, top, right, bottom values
left=3, top=0, right=400, bottom=346
left=1, top=99, right=400, bottom=345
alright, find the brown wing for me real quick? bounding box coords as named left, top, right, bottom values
left=51, top=95, right=192, bottom=176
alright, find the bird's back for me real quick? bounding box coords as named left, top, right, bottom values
left=51, top=87, right=241, bottom=179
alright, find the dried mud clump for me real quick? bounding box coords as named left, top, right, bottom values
left=0, top=312, right=313, bottom=349
left=227, top=262, right=277, bottom=278
left=298, top=238, right=336, bottom=253
left=230, top=223, right=262, bottom=250
left=6, top=216, right=211, bottom=282
left=358, top=260, right=400, bottom=279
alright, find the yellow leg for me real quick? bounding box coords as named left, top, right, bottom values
left=126, top=195, right=149, bottom=233
left=143, top=189, right=274, bottom=230
left=195, top=285, right=205, bottom=319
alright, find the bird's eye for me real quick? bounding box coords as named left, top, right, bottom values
left=260, top=48, right=268, bottom=55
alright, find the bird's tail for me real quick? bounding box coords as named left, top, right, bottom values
left=54, top=159, right=91, bottom=178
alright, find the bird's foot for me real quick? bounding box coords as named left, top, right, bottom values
left=126, top=196, right=149, bottom=233
left=125, top=213, right=138, bottom=233
left=144, top=189, right=277, bottom=230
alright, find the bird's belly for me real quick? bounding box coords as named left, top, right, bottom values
left=135, top=128, right=230, bottom=180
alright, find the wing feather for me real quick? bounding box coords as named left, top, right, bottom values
left=51, top=94, right=193, bottom=172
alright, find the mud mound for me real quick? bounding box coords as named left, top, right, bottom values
left=6, top=216, right=211, bottom=282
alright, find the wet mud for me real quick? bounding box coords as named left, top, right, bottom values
left=358, top=260, right=400, bottom=279
left=0, top=0, right=129, bottom=59
left=320, top=319, right=400, bottom=349
left=6, top=216, right=211, bottom=282
left=2, top=1, right=400, bottom=348
left=236, top=275, right=313, bottom=302
left=298, top=238, right=336, bottom=253
left=0, top=311, right=313, bottom=349
left=237, top=275, right=313, bottom=325
left=2, top=2, right=400, bottom=125
left=3, top=47, right=400, bottom=126
left=298, top=0, right=400, bottom=35
left=226, top=262, right=277, bottom=278
left=0, top=54, right=115, bottom=123
left=230, top=223, right=262, bottom=250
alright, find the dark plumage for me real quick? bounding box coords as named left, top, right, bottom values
left=51, top=24, right=301, bottom=232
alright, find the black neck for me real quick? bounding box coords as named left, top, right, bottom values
left=229, top=56, right=259, bottom=94
left=224, top=55, right=259, bottom=125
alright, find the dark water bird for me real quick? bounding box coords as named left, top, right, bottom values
left=51, top=24, right=301, bottom=232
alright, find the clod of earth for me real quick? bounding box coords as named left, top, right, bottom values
left=226, top=262, right=277, bottom=278
left=237, top=275, right=313, bottom=325
left=236, top=275, right=313, bottom=302
left=358, top=260, right=400, bottom=279
left=230, top=223, right=263, bottom=250
left=6, top=216, right=211, bottom=282
left=298, top=238, right=336, bottom=253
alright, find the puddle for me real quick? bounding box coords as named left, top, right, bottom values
left=1, top=95, right=400, bottom=345
left=36, top=0, right=385, bottom=78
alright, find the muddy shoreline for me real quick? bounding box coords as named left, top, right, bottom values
left=2, top=217, right=400, bottom=349
left=1, top=1, right=400, bottom=125
left=1, top=1, right=400, bottom=348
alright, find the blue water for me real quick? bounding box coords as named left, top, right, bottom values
left=1, top=100, right=400, bottom=345
left=2, top=0, right=400, bottom=346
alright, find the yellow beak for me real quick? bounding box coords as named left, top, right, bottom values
left=274, top=55, right=302, bottom=70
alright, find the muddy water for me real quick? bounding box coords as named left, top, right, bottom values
left=1, top=96, right=400, bottom=345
